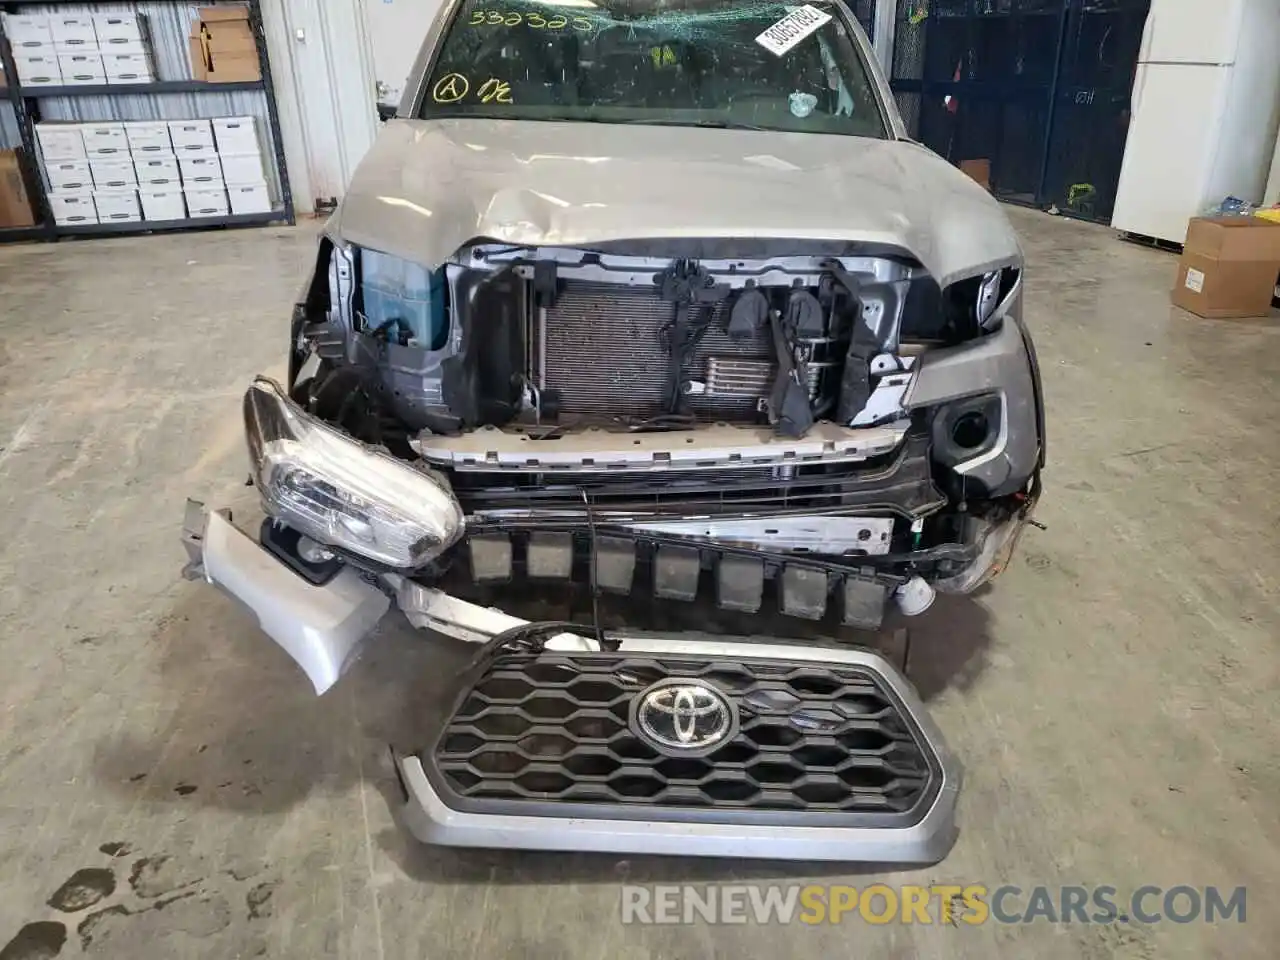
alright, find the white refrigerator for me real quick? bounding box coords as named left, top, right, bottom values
left=1111, top=0, right=1280, bottom=243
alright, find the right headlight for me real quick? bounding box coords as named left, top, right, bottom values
left=243, top=378, right=464, bottom=569
left=976, top=270, right=1004, bottom=328
left=944, top=266, right=1021, bottom=337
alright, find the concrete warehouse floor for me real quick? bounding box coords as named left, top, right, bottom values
left=0, top=207, right=1277, bottom=960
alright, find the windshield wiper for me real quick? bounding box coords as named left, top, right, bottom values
left=616, top=119, right=768, bottom=131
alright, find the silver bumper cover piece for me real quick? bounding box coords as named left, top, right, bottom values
left=182, top=503, right=960, bottom=863
left=397, top=757, right=958, bottom=863
left=181, top=503, right=390, bottom=694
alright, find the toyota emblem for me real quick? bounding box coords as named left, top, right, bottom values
left=631, top=680, right=737, bottom=755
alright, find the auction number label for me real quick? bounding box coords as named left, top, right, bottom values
left=466, top=9, right=594, bottom=31
left=755, top=4, right=832, bottom=57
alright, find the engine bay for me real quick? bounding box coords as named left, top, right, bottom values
left=278, top=233, right=1039, bottom=624
left=307, top=240, right=945, bottom=445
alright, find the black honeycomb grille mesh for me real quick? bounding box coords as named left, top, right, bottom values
left=432, top=653, right=934, bottom=816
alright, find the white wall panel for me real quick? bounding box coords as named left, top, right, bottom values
left=872, top=0, right=894, bottom=74
left=259, top=0, right=313, bottom=214
left=360, top=0, right=441, bottom=106
left=263, top=0, right=380, bottom=212
left=1267, top=127, right=1280, bottom=206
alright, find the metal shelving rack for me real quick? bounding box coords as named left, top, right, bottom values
left=0, top=0, right=295, bottom=242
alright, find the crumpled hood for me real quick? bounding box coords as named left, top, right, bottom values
left=332, top=118, right=1021, bottom=286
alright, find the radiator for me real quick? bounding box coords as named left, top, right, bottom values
left=540, top=281, right=774, bottom=420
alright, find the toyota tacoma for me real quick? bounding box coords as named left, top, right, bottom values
left=183, top=0, right=1043, bottom=863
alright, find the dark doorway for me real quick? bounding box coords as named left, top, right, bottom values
left=1041, top=0, right=1150, bottom=220
left=888, top=0, right=1150, bottom=223
left=851, top=0, right=877, bottom=39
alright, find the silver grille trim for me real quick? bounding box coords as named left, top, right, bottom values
left=624, top=515, right=895, bottom=554
left=413, top=421, right=910, bottom=472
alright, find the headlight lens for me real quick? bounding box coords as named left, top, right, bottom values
left=943, top=267, right=1021, bottom=338
left=244, top=378, right=464, bottom=569
left=976, top=270, right=1003, bottom=328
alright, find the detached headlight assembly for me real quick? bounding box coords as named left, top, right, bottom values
left=243, top=378, right=464, bottom=569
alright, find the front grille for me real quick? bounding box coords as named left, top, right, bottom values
left=429, top=650, right=939, bottom=823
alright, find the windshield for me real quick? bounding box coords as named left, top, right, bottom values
left=418, top=0, right=888, bottom=138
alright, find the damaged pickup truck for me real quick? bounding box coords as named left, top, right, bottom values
left=183, top=0, right=1043, bottom=863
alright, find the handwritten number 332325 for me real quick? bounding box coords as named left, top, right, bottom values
left=468, top=10, right=594, bottom=30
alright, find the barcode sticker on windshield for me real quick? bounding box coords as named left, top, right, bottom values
left=756, top=5, right=832, bottom=57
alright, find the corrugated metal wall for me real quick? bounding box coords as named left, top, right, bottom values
left=259, top=0, right=378, bottom=211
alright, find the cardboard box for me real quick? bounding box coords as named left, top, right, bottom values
left=207, top=26, right=255, bottom=55
left=140, top=189, right=186, bottom=221
left=219, top=152, right=264, bottom=185
left=134, top=156, right=180, bottom=186
left=212, top=115, right=260, bottom=154
left=62, top=72, right=108, bottom=87
left=36, top=124, right=86, bottom=161
left=93, top=14, right=146, bottom=44
left=0, top=150, right=37, bottom=228
left=960, top=158, right=992, bottom=191
left=1171, top=217, right=1280, bottom=319
left=174, top=144, right=216, bottom=160
left=90, top=157, right=138, bottom=188
left=93, top=188, right=140, bottom=222
left=57, top=53, right=105, bottom=84
left=49, top=16, right=97, bottom=50
left=189, top=33, right=206, bottom=81
left=189, top=6, right=260, bottom=83
left=14, top=54, right=61, bottom=85
left=104, top=53, right=152, bottom=80
left=101, top=38, right=147, bottom=55
left=45, top=159, right=92, bottom=192
left=228, top=183, right=270, bottom=215
left=210, top=54, right=259, bottom=82
left=80, top=122, right=128, bottom=157
left=198, top=6, right=252, bottom=22
left=124, top=121, right=172, bottom=154
left=179, top=155, right=223, bottom=185
left=3, top=14, right=53, bottom=46
left=49, top=192, right=96, bottom=225
left=107, top=71, right=155, bottom=85
left=184, top=185, right=228, bottom=217
left=168, top=119, right=215, bottom=151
